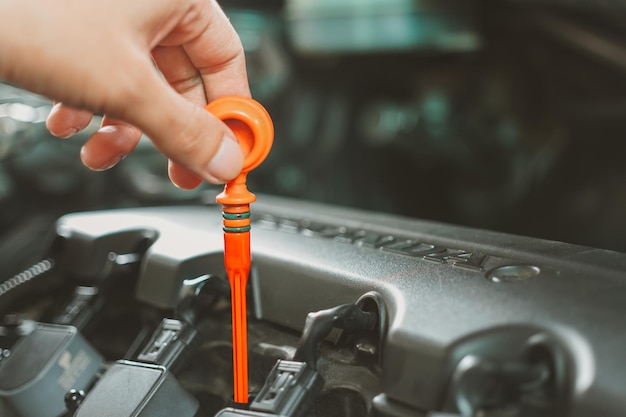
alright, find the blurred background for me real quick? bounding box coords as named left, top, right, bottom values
left=2, top=0, right=626, bottom=277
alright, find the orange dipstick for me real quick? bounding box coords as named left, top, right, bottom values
left=205, top=96, right=274, bottom=404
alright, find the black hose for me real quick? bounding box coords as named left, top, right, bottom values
left=294, top=303, right=377, bottom=370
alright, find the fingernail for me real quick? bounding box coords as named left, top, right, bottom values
left=47, top=103, right=78, bottom=138
left=99, top=154, right=127, bottom=171
left=205, top=135, right=244, bottom=182
left=99, top=125, right=117, bottom=134
left=58, top=127, right=79, bottom=139
left=97, top=154, right=126, bottom=171
left=81, top=146, right=126, bottom=171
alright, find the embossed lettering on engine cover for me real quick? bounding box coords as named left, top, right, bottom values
left=255, top=214, right=489, bottom=272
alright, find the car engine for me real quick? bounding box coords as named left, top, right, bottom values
left=1, top=0, right=626, bottom=416
left=0, top=196, right=624, bottom=417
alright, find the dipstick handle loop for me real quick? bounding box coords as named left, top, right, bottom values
left=207, top=96, right=274, bottom=206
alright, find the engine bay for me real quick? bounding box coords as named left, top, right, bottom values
left=0, top=196, right=624, bottom=417
left=2, top=1, right=626, bottom=416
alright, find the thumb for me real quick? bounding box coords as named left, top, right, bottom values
left=124, top=75, right=244, bottom=185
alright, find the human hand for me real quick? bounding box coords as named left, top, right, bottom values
left=0, top=0, right=248, bottom=189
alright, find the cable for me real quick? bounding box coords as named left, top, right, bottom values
left=0, top=258, right=55, bottom=299
left=294, top=303, right=377, bottom=370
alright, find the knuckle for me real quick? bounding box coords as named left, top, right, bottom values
left=169, top=73, right=203, bottom=95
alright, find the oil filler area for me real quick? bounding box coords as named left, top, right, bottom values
left=1, top=1, right=626, bottom=417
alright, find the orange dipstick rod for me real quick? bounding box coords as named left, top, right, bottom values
left=206, top=97, right=274, bottom=404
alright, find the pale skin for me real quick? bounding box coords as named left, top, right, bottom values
left=0, top=0, right=248, bottom=189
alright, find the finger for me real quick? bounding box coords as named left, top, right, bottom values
left=151, top=46, right=241, bottom=188
left=121, top=68, right=243, bottom=184
left=80, top=115, right=142, bottom=170
left=151, top=46, right=238, bottom=189
left=46, top=102, right=93, bottom=138
left=179, top=1, right=250, bottom=100
left=168, top=160, right=202, bottom=190
left=190, top=4, right=250, bottom=100
left=152, top=45, right=207, bottom=105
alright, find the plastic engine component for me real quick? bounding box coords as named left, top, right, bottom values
left=73, top=360, right=198, bottom=417
left=250, top=360, right=323, bottom=417
left=0, top=323, right=103, bottom=417
left=136, top=318, right=198, bottom=374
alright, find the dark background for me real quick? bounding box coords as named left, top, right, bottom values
left=2, top=0, right=626, bottom=277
